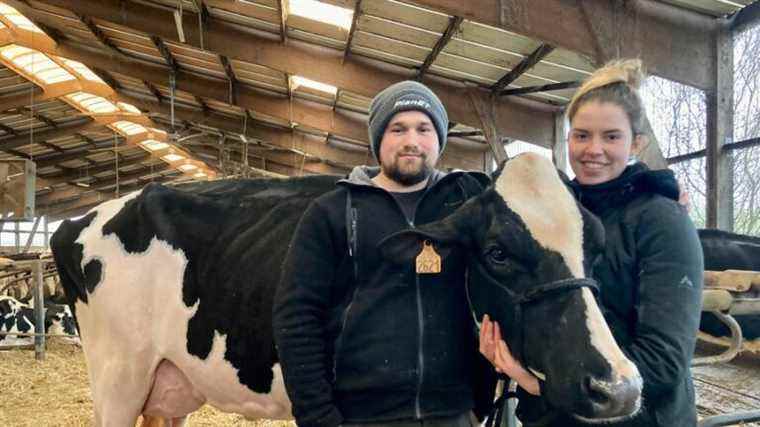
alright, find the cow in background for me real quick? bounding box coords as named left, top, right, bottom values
left=0, top=295, right=79, bottom=346
left=698, top=229, right=760, bottom=342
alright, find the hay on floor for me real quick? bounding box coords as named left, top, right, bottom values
left=0, top=339, right=294, bottom=427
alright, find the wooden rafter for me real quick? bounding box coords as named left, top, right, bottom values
left=143, top=80, right=164, bottom=104
left=218, top=55, right=237, bottom=105
left=491, top=43, right=555, bottom=93
left=416, top=15, right=462, bottom=80
left=0, top=120, right=98, bottom=151
left=151, top=36, right=179, bottom=73
left=6, top=1, right=556, bottom=146
left=0, top=122, right=17, bottom=135
left=78, top=14, right=121, bottom=55
left=39, top=153, right=151, bottom=182
left=343, top=0, right=363, bottom=63
left=499, top=81, right=581, bottom=97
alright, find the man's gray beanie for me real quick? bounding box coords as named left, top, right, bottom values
left=368, top=80, right=448, bottom=162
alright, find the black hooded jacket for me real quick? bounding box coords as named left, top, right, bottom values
left=517, top=163, right=704, bottom=427
left=273, top=166, right=495, bottom=427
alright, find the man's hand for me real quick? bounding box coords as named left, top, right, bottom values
left=479, top=314, right=541, bottom=396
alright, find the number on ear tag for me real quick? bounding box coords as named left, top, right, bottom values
left=416, top=240, right=442, bottom=274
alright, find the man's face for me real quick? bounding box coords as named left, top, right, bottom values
left=378, top=110, right=440, bottom=186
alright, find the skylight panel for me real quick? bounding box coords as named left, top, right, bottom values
left=291, top=75, right=337, bottom=95
left=0, top=4, right=44, bottom=33
left=161, top=153, right=185, bottom=162
left=118, top=102, right=141, bottom=114
left=177, top=164, right=198, bottom=172
left=61, top=58, right=105, bottom=83
left=112, top=121, right=147, bottom=136
left=288, top=0, right=353, bottom=30
left=65, top=92, right=119, bottom=113
left=0, top=46, right=75, bottom=84
left=141, top=139, right=170, bottom=151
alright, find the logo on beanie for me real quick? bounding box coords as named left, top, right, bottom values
left=393, top=98, right=431, bottom=110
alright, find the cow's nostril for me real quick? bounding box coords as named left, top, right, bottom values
left=584, top=376, right=613, bottom=413
left=582, top=375, right=642, bottom=419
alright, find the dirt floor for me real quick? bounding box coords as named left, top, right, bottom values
left=0, top=340, right=295, bottom=427
left=693, top=342, right=760, bottom=426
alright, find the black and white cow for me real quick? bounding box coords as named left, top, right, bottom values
left=698, top=229, right=760, bottom=341
left=0, top=295, right=79, bottom=346
left=51, top=153, right=641, bottom=426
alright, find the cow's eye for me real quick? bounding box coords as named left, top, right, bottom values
left=487, top=246, right=508, bottom=264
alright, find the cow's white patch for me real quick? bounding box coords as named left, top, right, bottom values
left=495, top=153, right=584, bottom=278
left=581, top=288, right=640, bottom=384
left=73, top=190, right=292, bottom=425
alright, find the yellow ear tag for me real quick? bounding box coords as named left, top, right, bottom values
left=416, top=240, right=442, bottom=274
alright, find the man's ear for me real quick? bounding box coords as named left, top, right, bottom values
left=378, top=197, right=483, bottom=264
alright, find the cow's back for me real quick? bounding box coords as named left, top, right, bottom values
left=49, top=175, right=339, bottom=421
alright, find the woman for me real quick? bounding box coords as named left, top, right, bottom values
left=480, top=59, right=704, bottom=427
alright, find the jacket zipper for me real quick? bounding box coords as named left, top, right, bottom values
left=388, top=192, right=426, bottom=420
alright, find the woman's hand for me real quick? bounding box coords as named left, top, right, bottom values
left=479, top=314, right=541, bottom=396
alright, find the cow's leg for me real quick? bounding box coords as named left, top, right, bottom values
left=87, top=356, right=157, bottom=427
left=171, top=416, right=189, bottom=427
left=140, top=415, right=165, bottom=427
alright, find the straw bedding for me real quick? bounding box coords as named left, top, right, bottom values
left=0, top=340, right=294, bottom=427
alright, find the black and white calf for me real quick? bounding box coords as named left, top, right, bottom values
left=51, top=153, right=641, bottom=427
left=0, top=295, right=79, bottom=346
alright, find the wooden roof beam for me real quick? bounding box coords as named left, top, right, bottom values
left=402, top=0, right=718, bottom=90
left=343, top=0, right=362, bottom=63
left=39, top=152, right=151, bottom=183
left=151, top=35, right=179, bottom=73
left=499, top=80, right=581, bottom=97
left=0, top=119, right=100, bottom=151
left=0, top=122, right=18, bottom=136
left=77, top=14, right=122, bottom=55
left=491, top=43, right=554, bottom=93
left=218, top=55, right=237, bottom=105
left=7, top=0, right=555, bottom=146
left=416, top=15, right=462, bottom=80
left=42, top=174, right=181, bottom=220
left=20, top=108, right=59, bottom=128
left=143, top=80, right=164, bottom=104
left=277, top=0, right=288, bottom=43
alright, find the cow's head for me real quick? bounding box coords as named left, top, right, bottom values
left=45, top=304, right=81, bottom=345
left=379, top=153, right=642, bottom=422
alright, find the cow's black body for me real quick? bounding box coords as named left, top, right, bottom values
left=698, top=229, right=760, bottom=340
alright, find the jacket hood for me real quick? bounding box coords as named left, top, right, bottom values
left=338, top=165, right=450, bottom=189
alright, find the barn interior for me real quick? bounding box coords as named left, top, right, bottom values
left=0, top=0, right=759, bottom=426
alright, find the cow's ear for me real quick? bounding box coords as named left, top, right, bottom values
left=378, top=197, right=483, bottom=264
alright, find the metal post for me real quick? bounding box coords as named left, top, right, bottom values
left=32, top=259, right=45, bottom=360
left=43, top=216, right=49, bottom=249
left=14, top=220, right=19, bottom=252
left=552, top=111, right=568, bottom=174
left=706, top=21, right=734, bottom=230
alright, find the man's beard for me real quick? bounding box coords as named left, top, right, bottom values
left=382, top=152, right=433, bottom=186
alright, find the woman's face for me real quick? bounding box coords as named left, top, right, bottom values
left=568, top=101, right=642, bottom=185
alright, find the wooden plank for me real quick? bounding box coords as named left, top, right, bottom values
left=362, top=0, right=449, bottom=32
left=357, top=14, right=440, bottom=47
left=351, top=31, right=430, bottom=62
left=456, top=20, right=538, bottom=55
left=287, top=14, right=349, bottom=42
left=442, top=37, right=524, bottom=69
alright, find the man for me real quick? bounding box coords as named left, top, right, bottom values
left=273, top=81, right=494, bottom=427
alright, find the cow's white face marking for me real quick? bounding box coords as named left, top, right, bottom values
left=73, top=189, right=292, bottom=422
left=495, top=153, right=584, bottom=278
left=494, top=154, right=639, bottom=386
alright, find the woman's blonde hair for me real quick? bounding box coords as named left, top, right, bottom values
left=566, top=59, right=647, bottom=135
